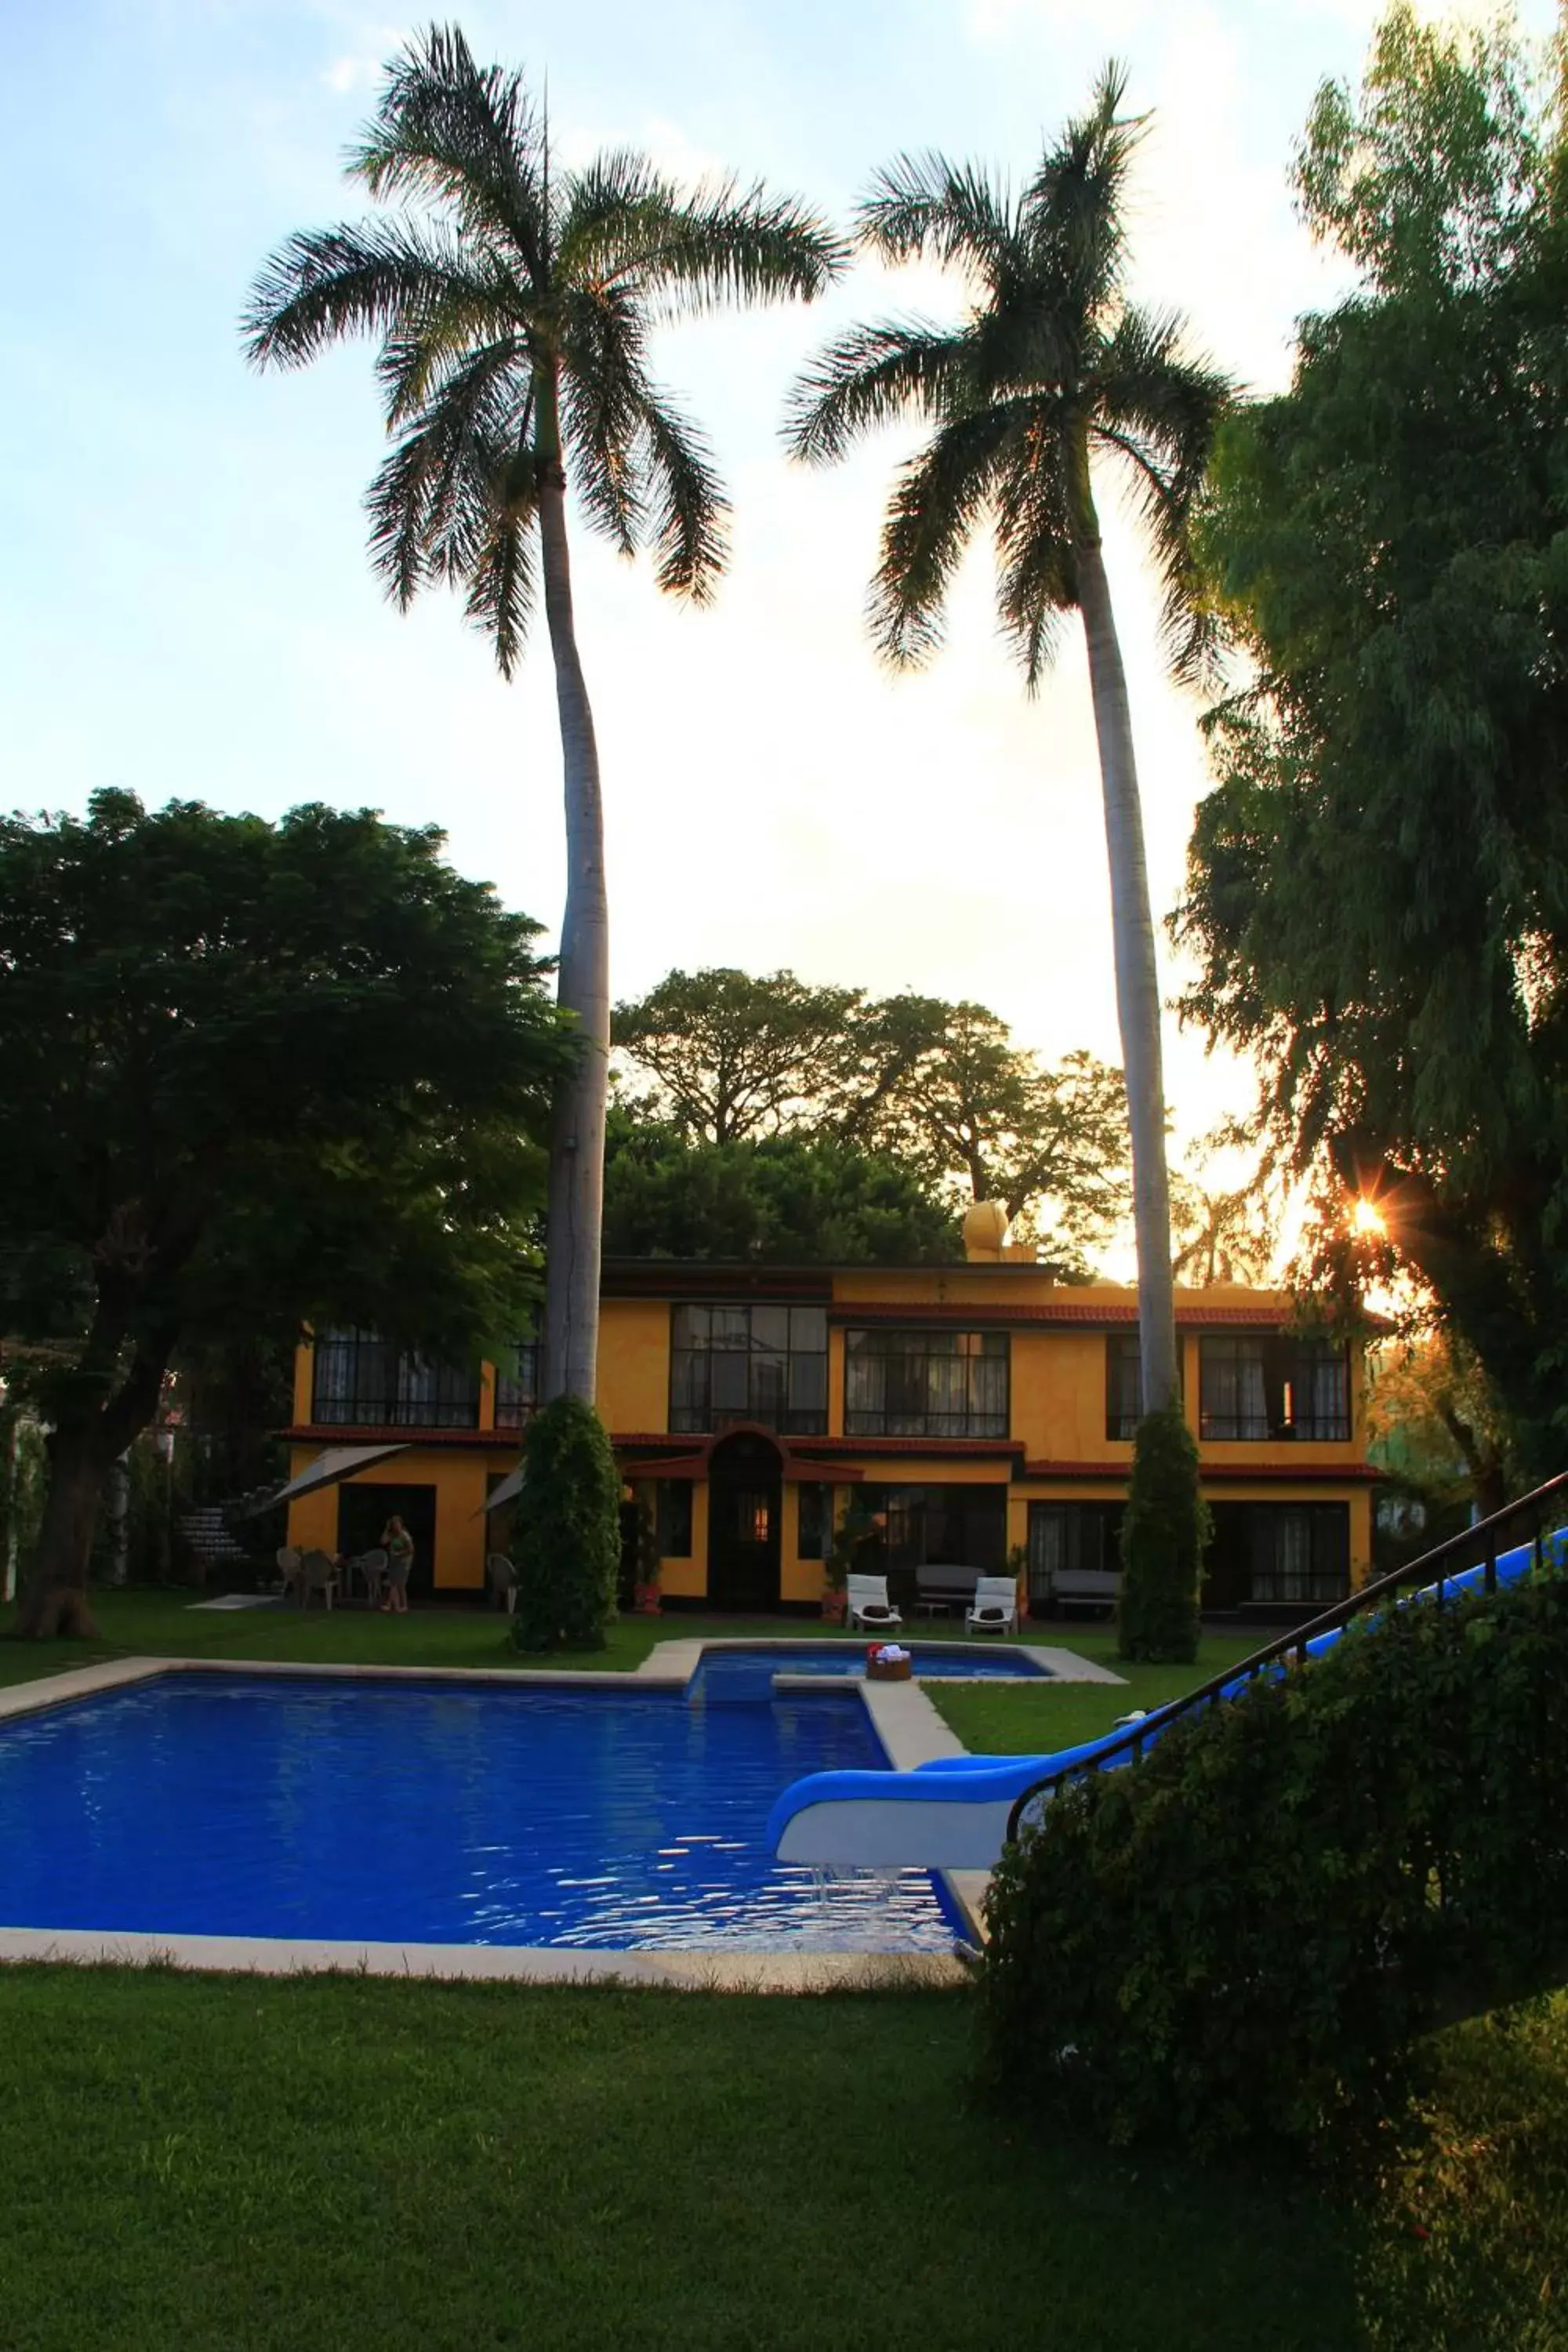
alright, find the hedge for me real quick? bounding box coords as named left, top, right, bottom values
left=979, top=1563, right=1568, bottom=2148
left=510, top=1396, right=621, bottom=1652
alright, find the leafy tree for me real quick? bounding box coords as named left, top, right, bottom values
left=849, top=998, right=1127, bottom=1264
left=1177, top=5, right=1568, bottom=1474
left=787, top=65, right=1231, bottom=1416
left=0, top=790, right=571, bottom=1638
left=510, top=1395, right=621, bottom=1651
left=613, top=967, right=1130, bottom=1256
left=612, top=967, right=865, bottom=1142
left=601, top=1109, right=960, bottom=1262
left=1368, top=1328, right=1514, bottom=1521
left=1115, top=1406, right=1207, bottom=1664
left=245, top=24, right=841, bottom=1404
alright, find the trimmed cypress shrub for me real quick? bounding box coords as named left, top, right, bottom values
left=1116, top=1405, right=1207, bottom=1664
left=979, top=1563, right=1568, bottom=2149
left=510, top=1396, right=621, bottom=1652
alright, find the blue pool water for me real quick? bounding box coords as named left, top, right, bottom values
left=0, top=1671, right=965, bottom=1952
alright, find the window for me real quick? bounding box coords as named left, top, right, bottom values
left=668, top=1304, right=827, bottom=1434
left=1204, top=1502, right=1352, bottom=1607
left=844, top=1329, right=1009, bottom=1439
left=797, top=1482, right=832, bottom=1562
left=1026, top=1502, right=1124, bottom=1608
left=1287, top=1338, right=1352, bottom=1441
left=311, top=1330, right=480, bottom=1428
left=494, top=1337, right=541, bottom=1431
left=859, top=1484, right=1007, bottom=1573
left=1105, top=1336, right=1143, bottom=1439
left=1200, top=1334, right=1352, bottom=1442
left=655, top=1480, right=693, bottom=1558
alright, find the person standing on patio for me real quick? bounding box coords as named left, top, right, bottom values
left=379, top=1515, right=413, bottom=1614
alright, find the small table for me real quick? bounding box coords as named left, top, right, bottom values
left=915, top=1599, right=950, bottom=1619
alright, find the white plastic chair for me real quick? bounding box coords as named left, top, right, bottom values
left=297, top=1548, right=339, bottom=1610
left=847, top=1574, right=902, bottom=1632
left=276, top=1545, right=302, bottom=1599
left=965, top=1575, right=1018, bottom=1637
left=486, top=1551, right=518, bottom=1614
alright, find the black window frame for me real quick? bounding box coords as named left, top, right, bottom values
left=668, top=1302, right=829, bottom=1436
left=1026, top=1501, right=1126, bottom=1607
left=494, top=1335, right=542, bottom=1431
left=1199, top=1333, right=1352, bottom=1443
left=655, top=1479, right=694, bottom=1559
left=859, top=1483, right=1008, bottom=1577
left=310, top=1328, right=481, bottom=1430
left=1105, top=1334, right=1143, bottom=1439
left=843, top=1327, right=1010, bottom=1440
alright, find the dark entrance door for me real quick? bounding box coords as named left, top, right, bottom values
left=707, top=1432, right=782, bottom=1613
left=336, top=1483, right=437, bottom=1599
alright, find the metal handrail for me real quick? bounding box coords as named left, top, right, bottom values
left=1004, top=1467, right=1568, bottom=1844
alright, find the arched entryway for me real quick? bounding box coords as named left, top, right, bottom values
left=706, top=1429, right=782, bottom=1613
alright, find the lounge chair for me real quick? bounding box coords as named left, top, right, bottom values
left=847, top=1574, right=902, bottom=1632
left=486, top=1550, right=518, bottom=1614
left=965, top=1575, right=1018, bottom=1637
left=296, top=1548, right=339, bottom=1610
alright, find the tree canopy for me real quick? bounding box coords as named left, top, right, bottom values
left=1177, top=5, right=1568, bottom=1475
left=0, top=789, right=571, bottom=1632
left=601, top=1110, right=960, bottom=1265
left=612, top=965, right=1128, bottom=1265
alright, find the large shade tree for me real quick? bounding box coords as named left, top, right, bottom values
left=786, top=65, right=1231, bottom=1417
left=1177, top=5, right=1568, bottom=1476
left=0, top=790, right=572, bottom=1638
left=244, top=24, right=842, bottom=1402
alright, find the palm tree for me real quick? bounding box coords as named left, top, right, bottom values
left=786, top=65, right=1231, bottom=1417
left=244, top=24, right=842, bottom=1400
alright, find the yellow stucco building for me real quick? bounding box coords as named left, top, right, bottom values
left=283, top=1214, right=1376, bottom=1617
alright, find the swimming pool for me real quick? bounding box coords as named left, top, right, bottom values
left=0, top=1671, right=964, bottom=1954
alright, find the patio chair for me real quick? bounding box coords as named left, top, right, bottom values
left=275, top=1545, right=302, bottom=1599
left=297, top=1548, right=339, bottom=1611
left=846, top=1574, right=902, bottom=1633
left=486, top=1551, right=518, bottom=1614
left=965, top=1576, right=1018, bottom=1637
left=351, top=1548, right=389, bottom=1608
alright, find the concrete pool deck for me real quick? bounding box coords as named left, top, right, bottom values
left=0, top=1638, right=1123, bottom=1985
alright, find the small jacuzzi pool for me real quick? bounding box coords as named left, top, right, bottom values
left=689, top=1643, right=1052, bottom=1701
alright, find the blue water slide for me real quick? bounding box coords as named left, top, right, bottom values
left=768, top=1532, right=1555, bottom=1871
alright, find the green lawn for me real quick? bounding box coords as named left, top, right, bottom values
left=927, top=1621, right=1265, bottom=1755
left=0, top=1965, right=1560, bottom=2351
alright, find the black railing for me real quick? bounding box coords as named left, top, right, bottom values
left=1005, top=1468, right=1568, bottom=1844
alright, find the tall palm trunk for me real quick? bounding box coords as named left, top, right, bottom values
left=1073, top=516, right=1181, bottom=1414
left=535, top=365, right=608, bottom=1402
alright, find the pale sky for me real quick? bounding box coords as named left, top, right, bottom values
left=5, top=0, right=1556, bottom=1206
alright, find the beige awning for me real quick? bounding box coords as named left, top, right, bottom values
left=261, top=1442, right=411, bottom=1510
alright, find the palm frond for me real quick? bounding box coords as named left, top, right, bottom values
left=638, top=391, right=728, bottom=600
left=785, top=318, right=975, bottom=465
left=868, top=406, right=1016, bottom=667
left=557, top=150, right=673, bottom=282
left=558, top=281, right=652, bottom=559
left=1023, top=58, right=1144, bottom=319
left=364, top=342, right=526, bottom=608
left=1093, top=303, right=1234, bottom=681
left=463, top=492, right=539, bottom=679
left=613, top=174, right=847, bottom=317
left=858, top=152, right=1017, bottom=282
left=242, top=216, right=502, bottom=369
left=993, top=435, right=1077, bottom=691
left=350, top=24, right=545, bottom=281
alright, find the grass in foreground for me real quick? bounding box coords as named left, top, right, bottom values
left=0, top=1965, right=1563, bottom=2352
